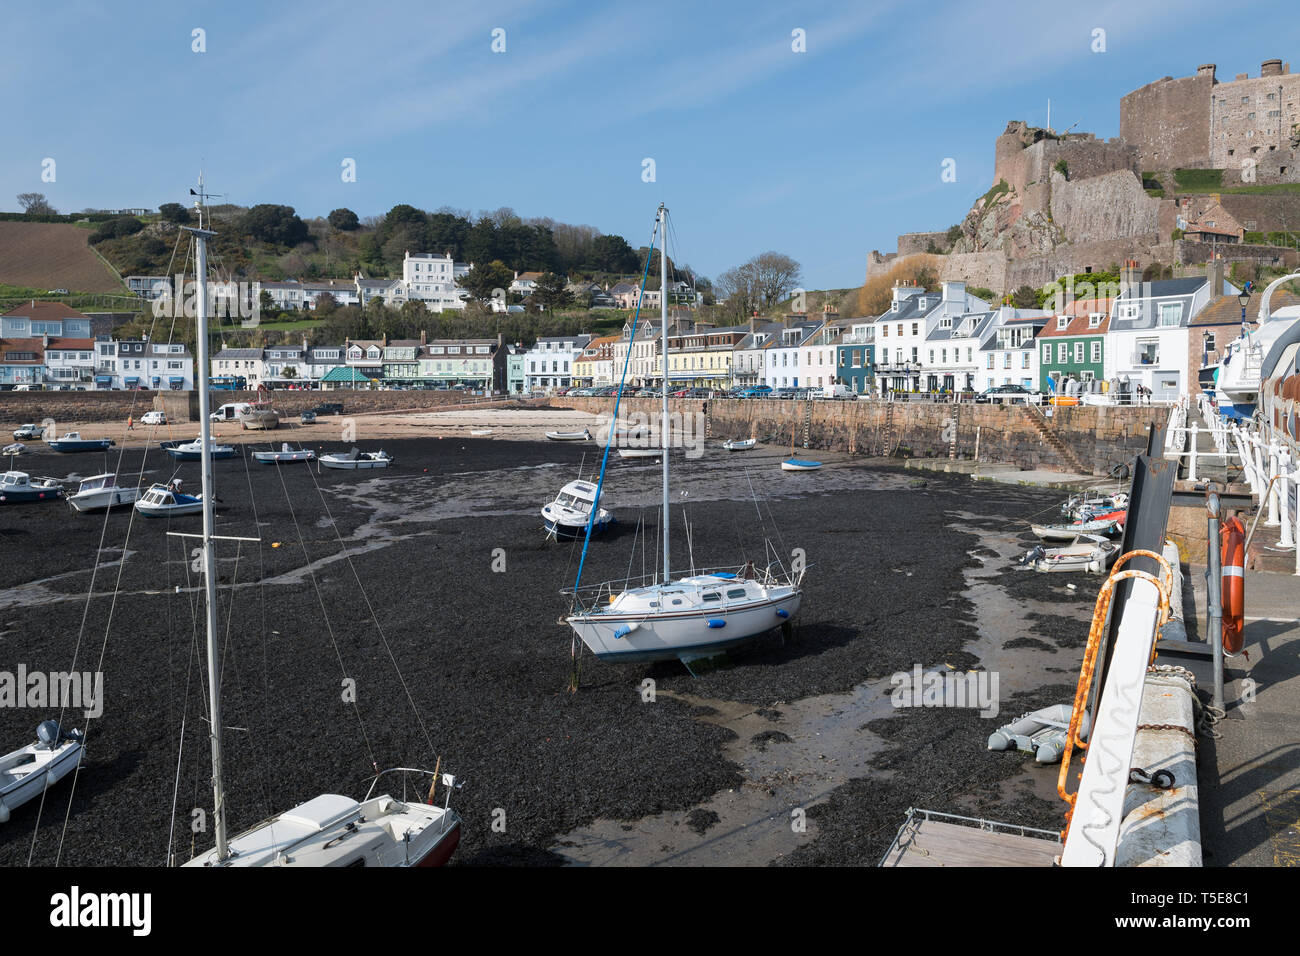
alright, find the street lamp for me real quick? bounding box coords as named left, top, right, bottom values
left=1238, top=286, right=1252, bottom=336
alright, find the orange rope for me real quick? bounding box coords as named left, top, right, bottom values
left=1056, top=550, right=1172, bottom=833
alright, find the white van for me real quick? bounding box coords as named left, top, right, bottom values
left=209, top=402, right=248, bottom=422
left=822, top=383, right=851, bottom=400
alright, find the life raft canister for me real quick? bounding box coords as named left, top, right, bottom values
left=1220, top=515, right=1246, bottom=656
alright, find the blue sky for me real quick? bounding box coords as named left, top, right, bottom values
left=3, top=0, right=1296, bottom=289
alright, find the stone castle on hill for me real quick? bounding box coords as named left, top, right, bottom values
left=868, top=58, right=1300, bottom=294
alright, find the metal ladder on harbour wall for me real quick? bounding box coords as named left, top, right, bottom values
left=879, top=400, right=897, bottom=457
left=801, top=398, right=813, bottom=449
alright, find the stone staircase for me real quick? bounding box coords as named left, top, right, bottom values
left=1018, top=404, right=1090, bottom=474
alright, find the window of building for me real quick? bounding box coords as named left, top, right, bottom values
left=1091, top=341, right=1101, bottom=364
left=1057, top=316, right=1068, bottom=330
left=1159, top=303, right=1181, bottom=327
left=1074, top=342, right=1084, bottom=363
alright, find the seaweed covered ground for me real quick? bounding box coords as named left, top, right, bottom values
left=0, top=435, right=1095, bottom=866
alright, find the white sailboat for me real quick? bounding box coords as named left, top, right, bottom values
left=563, top=204, right=803, bottom=667
left=175, top=202, right=460, bottom=867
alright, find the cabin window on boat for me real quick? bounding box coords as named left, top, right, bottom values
left=727, top=588, right=747, bottom=599
left=702, top=592, right=721, bottom=602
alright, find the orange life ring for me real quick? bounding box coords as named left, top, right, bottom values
left=1220, top=516, right=1246, bottom=656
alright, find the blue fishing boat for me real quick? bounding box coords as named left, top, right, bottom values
left=46, top=432, right=114, bottom=453
left=0, top=471, right=64, bottom=504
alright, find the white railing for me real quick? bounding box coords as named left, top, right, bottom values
left=1198, top=394, right=1299, bottom=573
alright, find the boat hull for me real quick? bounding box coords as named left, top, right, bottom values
left=0, top=488, right=63, bottom=504
left=319, top=457, right=392, bottom=470
left=0, top=740, right=82, bottom=822
left=48, top=441, right=113, bottom=453
left=252, top=452, right=315, bottom=464
left=781, top=458, right=822, bottom=471
left=568, top=589, right=800, bottom=662
left=68, top=487, right=139, bottom=512
left=543, top=512, right=614, bottom=539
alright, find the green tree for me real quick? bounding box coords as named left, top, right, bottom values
left=158, top=202, right=190, bottom=223
left=328, top=208, right=360, bottom=231
left=531, top=272, right=572, bottom=310
left=460, top=260, right=514, bottom=303
left=239, top=204, right=309, bottom=246
left=1011, top=284, right=1038, bottom=309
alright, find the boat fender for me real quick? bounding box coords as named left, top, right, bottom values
left=613, top=624, right=639, bottom=639
left=1220, top=515, right=1246, bottom=656
left=707, top=619, right=726, bottom=629
left=775, top=608, right=790, bottom=619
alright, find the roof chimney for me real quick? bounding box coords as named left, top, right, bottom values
left=1208, top=257, right=1225, bottom=294
left=1197, top=63, right=1217, bottom=81
left=1121, top=259, right=1142, bottom=295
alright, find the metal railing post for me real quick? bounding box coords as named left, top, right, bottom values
left=1207, top=490, right=1225, bottom=712
left=1188, top=422, right=1199, bottom=481
left=1266, top=444, right=1282, bottom=527
left=1279, top=451, right=1294, bottom=549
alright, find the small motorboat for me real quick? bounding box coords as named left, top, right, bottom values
left=723, top=438, right=756, bottom=451
left=470, top=429, right=493, bottom=436
left=319, top=448, right=393, bottom=470
left=67, top=473, right=139, bottom=512
left=1016, top=540, right=1119, bottom=574
left=1031, top=515, right=1123, bottom=542
left=781, top=458, right=823, bottom=471
left=546, top=430, right=591, bottom=442
left=988, top=704, right=1090, bottom=765
left=0, top=471, right=64, bottom=504
left=134, top=481, right=204, bottom=517
left=1, top=721, right=84, bottom=823
left=47, top=432, right=114, bottom=453
left=2, top=442, right=26, bottom=456
left=237, top=403, right=280, bottom=430
left=252, top=443, right=316, bottom=465
left=542, top=479, right=614, bottom=539
left=617, top=446, right=662, bottom=459
left=161, top=437, right=238, bottom=461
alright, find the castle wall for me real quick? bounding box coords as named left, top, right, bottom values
left=1120, top=73, right=1215, bottom=171
left=1174, top=239, right=1300, bottom=269
left=897, top=231, right=950, bottom=256
left=1208, top=70, right=1300, bottom=171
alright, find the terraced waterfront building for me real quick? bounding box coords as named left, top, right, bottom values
left=1037, top=298, right=1113, bottom=393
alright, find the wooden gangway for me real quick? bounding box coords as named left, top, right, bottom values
left=879, top=808, right=1061, bottom=867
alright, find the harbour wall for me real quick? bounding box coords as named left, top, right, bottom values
left=0, top=389, right=481, bottom=426
left=553, top=397, right=1164, bottom=476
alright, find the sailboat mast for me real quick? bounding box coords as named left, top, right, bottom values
left=188, top=223, right=227, bottom=861
left=659, top=203, right=669, bottom=584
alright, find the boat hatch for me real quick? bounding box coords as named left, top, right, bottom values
left=280, top=794, right=362, bottom=833
left=727, top=588, right=747, bottom=599
left=702, top=592, right=721, bottom=602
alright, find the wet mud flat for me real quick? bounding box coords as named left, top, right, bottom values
left=0, top=435, right=1095, bottom=866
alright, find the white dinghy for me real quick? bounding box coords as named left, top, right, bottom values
left=0, top=721, right=84, bottom=824
left=1016, top=540, right=1119, bottom=574
left=319, top=448, right=393, bottom=470
left=723, top=438, right=756, bottom=451
left=252, top=443, right=316, bottom=465
left=546, top=429, right=591, bottom=442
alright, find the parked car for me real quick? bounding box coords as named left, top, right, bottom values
left=140, top=410, right=167, bottom=425
left=310, top=402, right=344, bottom=416
left=737, top=385, right=773, bottom=399
left=12, top=423, right=45, bottom=440
left=980, top=384, right=1041, bottom=404
left=47, top=289, right=69, bottom=295
left=821, top=383, right=851, bottom=400
left=300, top=410, right=317, bottom=424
